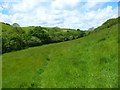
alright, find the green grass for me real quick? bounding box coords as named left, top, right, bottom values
left=1, top=22, right=77, bottom=33
left=2, top=24, right=118, bottom=88
left=22, top=26, right=35, bottom=33
left=1, top=22, right=13, bottom=31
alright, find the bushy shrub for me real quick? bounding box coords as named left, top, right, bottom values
left=2, top=25, right=87, bottom=53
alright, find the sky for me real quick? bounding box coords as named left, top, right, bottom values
left=0, top=0, right=119, bottom=30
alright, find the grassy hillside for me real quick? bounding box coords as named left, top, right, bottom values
left=0, top=22, right=13, bottom=30
left=2, top=20, right=118, bottom=88
left=22, top=26, right=77, bottom=33
left=1, top=22, right=77, bottom=32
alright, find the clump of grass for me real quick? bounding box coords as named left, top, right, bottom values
left=29, top=82, right=39, bottom=88
left=19, top=82, right=39, bottom=88
left=37, top=69, right=44, bottom=75
left=99, top=57, right=109, bottom=64
left=118, top=37, right=120, bottom=43
left=98, top=37, right=106, bottom=42
left=19, top=82, right=29, bottom=88
left=46, top=57, right=50, bottom=61
left=72, top=60, right=86, bottom=66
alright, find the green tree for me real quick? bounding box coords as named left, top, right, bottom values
left=12, top=23, right=20, bottom=27
left=30, top=26, right=51, bottom=44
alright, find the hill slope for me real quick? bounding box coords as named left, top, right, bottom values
left=2, top=20, right=119, bottom=88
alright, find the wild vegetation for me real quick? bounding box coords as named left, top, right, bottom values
left=1, top=22, right=86, bottom=53
left=2, top=17, right=119, bottom=88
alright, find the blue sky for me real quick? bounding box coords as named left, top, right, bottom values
left=0, top=0, right=119, bottom=30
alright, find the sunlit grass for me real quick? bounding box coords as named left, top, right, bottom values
left=2, top=24, right=118, bottom=88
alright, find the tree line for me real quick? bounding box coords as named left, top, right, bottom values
left=2, top=23, right=86, bottom=54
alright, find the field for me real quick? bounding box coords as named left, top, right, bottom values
left=2, top=23, right=118, bottom=88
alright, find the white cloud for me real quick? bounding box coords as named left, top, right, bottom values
left=0, top=13, right=12, bottom=23
left=0, top=0, right=118, bottom=30
left=0, top=0, right=20, bottom=2
left=81, top=6, right=118, bottom=29
left=51, top=0, right=80, bottom=9
left=12, top=0, right=40, bottom=13
left=1, top=2, right=10, bottom=9
left=54, top=5, right=118, bottom=29
left=0, top=6, right=3, bottom=12
left=85, top=0, right=119, bottom=2
left=83, top=2, right=99, bottom=9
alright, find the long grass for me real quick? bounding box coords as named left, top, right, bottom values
left=2, top=24, right=118, bottom=88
